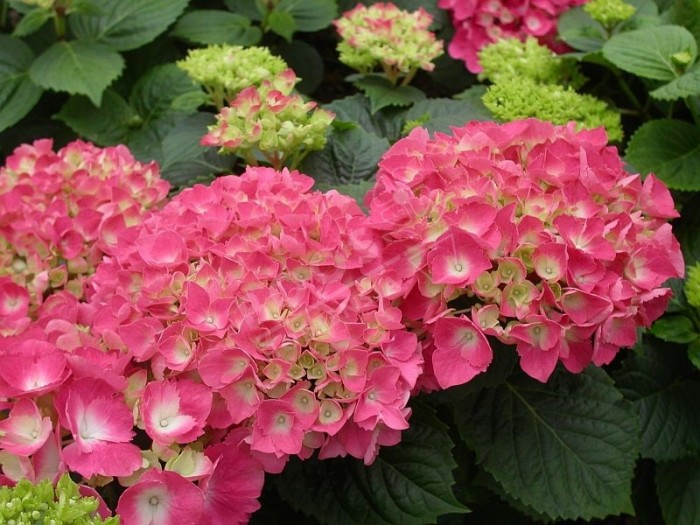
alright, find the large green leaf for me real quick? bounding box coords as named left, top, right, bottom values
left=275, top=0, right=337, bottom=32
left=614, top=340, right=700, bottom=461
left=0, top=35, right=43, bottom=133
left=663, top=0, right=700, bottom=44
left=29, top=40, right=123, bottom=106
left=276, top=40, right=324, bottom=94
left=326, top=94, right=406, bottom=141
left=404, top=97, right=491, bottom=134
left=56, top=89, right=136, bottom=145
left=12, top=7, right=52, bottom=37
left=301, top=126, right=390, bottom=184
left=354, top=75, right=425, bottom=113
left=69, top=0, right=188, bottom=51
left=656, top=459, right=700, bottom=525
left=129, top=64, right=203, bottom=124
left=603, top=26, right=697, bottom=81
left=557, top=7, right=607, bottom=52
left=625, top=119, right=700, bottom=190
left=456, top=367, right=639, bottom=520
left=171, top=10, right=261, bottom=45
left=276, top=403, right=468, bottom=525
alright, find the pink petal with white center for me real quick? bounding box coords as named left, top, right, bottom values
left=117, top=469, right=204, bottom=525
left=250, top=400, right=304, bottom=456
left=601, top=314, right=637, bottom=347
left=198, top=347, right=254, bottom=389
left=281, top=387, right=319, bottom=428
left=432, top=316, right=493, bottom=387
left=0, top=398, right=51, bottom=456
left=532, top=242, right=567, bottom=282
left=136, top=231, right=188, bottom=269
left=638, top=174, right=678, bottom=219
left=381, top=331, right=423, bottom=388
left=0, top=341, right=69, bottom=397
left=220, top=368, right=262, bottom=424
left=509, top=318, right=563, bottom=352
left=200, top=443, right=265, bottom=525
left=62, top=441, right=142, bottom=479
left=429, top=228, right=492, bottom=285
left=0, top=280, right=29, bottom=318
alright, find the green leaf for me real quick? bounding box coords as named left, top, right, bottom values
left=29, top=40, right=123, bottom=106
left=326, top=94, right=406, bottom=141
left=161, top=112, right=214, bottom=170
left=456, top=367, right=639, bottom=520
left=689, top=339, right=700, bottom=370
left=301, top=126, right=390, bottom=185
left=0, top=35, right=43, bottom=133
left=354, top=75, right=426, bottom=113
left=651, top=64, right=700, bottom=100
left=56, top=89, right=136, bottom=145
left=614, top=339, right=700, bottom=461
left=275, top=0, right=337, bottom=32
left=130, top=64, right=203, bottom=123
left=662, top=0, right=700, bottom=44
left=625, top=119, right=700, bottom=190
left=171, top=10, right=261, bottom=45
left=267, top=9, right=296, bottom=41
left=276, top=403, right=468, bottom=525
left=603, top=25, right=697, bottom=81
left=651, top=315, right=699, bottom=343
left=656, top=458, right=700, bottom=525
left=557, top=7, right=608, bottom=52
left=224, top=0, right=264, bottom=21
left=12, top=7, right=51, bottom=37
left=276, top=40, right=324, bottom=94
left=69, top=0, right=189, bottom=51
left=404, top=97, right=491, bottom=134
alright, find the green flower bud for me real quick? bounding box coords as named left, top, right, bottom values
left=478, top=37, right=584, bottom=87
left=483, top=77, right=623, bottom=142
left=685, top=263, right=700, bottom=310
left=584, top=0, right=636, bottom=29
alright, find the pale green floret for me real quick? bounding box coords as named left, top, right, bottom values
left=483, top=78, right=623, bottom=142
left=478, top=37, right=584, bottom=87
left=177, top=45, right=288, bottom=107
left=584, top=0, right=636, bottom=29
left=0, top=474, right=118, bottom=524
left=685, top=263, right=700, bottom=310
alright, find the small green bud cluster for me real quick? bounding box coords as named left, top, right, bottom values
left=685, top=263, right=700, bottom=310
left=177, top=45, right=288, bottom=108
left=584, top=0, right=636, bottom=29
left=201, top=70, right=335, bottom=170
left=478, top=37, right=622, bottom=142
left=334, top=3, right=443, bottom=85
left=0, top=475, right=118, bottom=524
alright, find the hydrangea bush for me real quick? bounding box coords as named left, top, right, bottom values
left=1, top=0, right=700, bottom=524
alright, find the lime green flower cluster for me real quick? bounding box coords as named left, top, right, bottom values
left=201, top=69, right=335, bottom=169
left=483, top=78, right=623, bottom=142
left=479, top=37, right=583, bottom=87
left=685, top=263, right=700, bottom=310
left=334, top=3, right=443, bottom=85
left=478, top=37, right=622, bottom=142
left=0, top=475, right=118, bottom=524
left=584, top=0, right=636, bottom=29
left=177, top=45, right=288, bottom=108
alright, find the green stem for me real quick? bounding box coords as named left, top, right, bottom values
left=613, top=69, right=641, bottom=110
left=400, top=68, right=418, bottom=87
left=52, top=7, right=66, bottom=39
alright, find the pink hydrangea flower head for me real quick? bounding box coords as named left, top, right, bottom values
left=366, top=118, right=683, bottom=387
left=439, top=0, right=588, bottom=72
left=0, top=139, right=169, bottom=324
left=89, top=166, right=423, bottom=464
left=334, top=3, right=444, bottom=82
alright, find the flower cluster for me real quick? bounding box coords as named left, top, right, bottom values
left=89, top=167, right=422, bottom=466
left=0, top=474, right=116, bottom=524
left=366, top=119, right=683, bottom=388
left=584, top=0, right=636, bottom=29
left=0, top=139, right=168, bottom=335
left=334, top=3, right=443, bottom=84
left=201, top=70, right=335, bottom=170
left=439, top=0, right=587, bottom=73
left=177, top=45, right=288, bottom=108
left=482, top=77, right=623, bottom=141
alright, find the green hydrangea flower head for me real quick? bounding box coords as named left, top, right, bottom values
left=685, top=263, right=700, bottom=310
left=584, top=0, right=636, bottom=29
left=177, top=45, right=288, bottom=108
left=0, top=474, right=118, bottom=524
left=334, top=2, right=443, bottom=84
left=478, top=37, right=584, bottom=87
left=483, top=77, right=623, bottom=142
left=201, top=69, right=335, bottom=169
